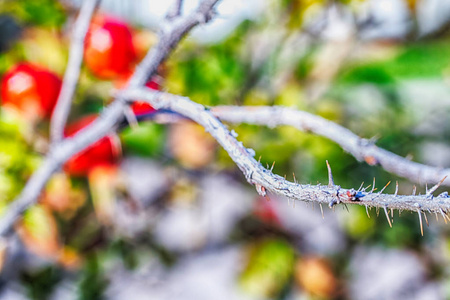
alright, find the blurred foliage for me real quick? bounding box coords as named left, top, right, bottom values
left=21, top=266, right=62, bottom=300
left=0, top=0, right=66, bottom=28
left=120, top=122, right=166, bottom=157
left=0, top=113, right=40, bottom=207
left=240, top=238, right=295, bottom=298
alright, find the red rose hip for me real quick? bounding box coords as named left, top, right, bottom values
left=1, top=63, right=62, bottom=120
left=84, top=15, right=136, bottom=79
left=64, top=115, right=121, bottom=176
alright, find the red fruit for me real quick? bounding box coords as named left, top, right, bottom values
left=84, top=15, right=136, bottom=79
left=64, top=115, right=121, bottom=177
left=1, top=63, right=62, bottom=119
left=130, top=79, right=159, bottom=116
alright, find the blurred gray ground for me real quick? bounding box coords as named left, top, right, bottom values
left=0, top=157, right=435, bottom=299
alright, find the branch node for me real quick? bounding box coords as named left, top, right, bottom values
left=255, top=184, right=267, bottom=197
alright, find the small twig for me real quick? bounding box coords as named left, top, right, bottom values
left=50, top=0, right=100, bottom=143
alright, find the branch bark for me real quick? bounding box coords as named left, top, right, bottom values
left=119, top=88, right=450, bottom=218
left=210, top=105, right=450, bottom=186
left=166, top=0, right=184, bottom=20
left=50, top=0, right=100, bottom=143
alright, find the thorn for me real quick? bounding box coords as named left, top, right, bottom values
left=326, top=160, right=334, bottom=188
left=379, top=181, right=391, bottom=194
left=394, top=181, right=399, bottom=196
left=124, top=106, right=139, bottom=129
left=384, top=206, right=392, bottom=228
left=435, top=211, right=439, bottom=222
left=418, top=209, right=424, bottom=236
left=328, top=199, right=337, bottom=209
left=444, top=210, right=450, bottom=222
left=412, top=185, right=416, bottom=196
left=343, top=203, right=349, bottom=213
left=258, top=156, right=261, bottom=163
left=365, top=205, right=370, bottom=218
left=425, top=183, right=428, bottom=194
left=293, top=173, right=297, bottom=183
left=357, top=181, right=364, bottom=192
left=376, top=207, right=380, bottom=217
left=270, top=161, right=276, bottom=172
left=284, top=174, right=286, bottom=180
left=423, top=212, right=429, bottom=227
left=370, top=178, right=376, bottom=193
left=440, top=209, right=448, bottom=224
left=427, top=176, right=448, bottom=197
left=390, top=208, right=394, bottom=219
left=320, top=203, right=324, bottom=219
left=362, top=184, right=371, bottom=192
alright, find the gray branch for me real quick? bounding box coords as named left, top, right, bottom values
left=50, top=0, right=100, bottom=143
left=166, top=0, right=184, bottom=20
left=211, top=106, right=450, bottom=187
left=0, top=0, right=220, bottom=237
left=117, top=88, right=450, bottom=223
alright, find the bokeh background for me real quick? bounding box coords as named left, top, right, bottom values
left=1, top=0, right=450, bottom=299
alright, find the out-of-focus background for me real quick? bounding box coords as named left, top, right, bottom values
left=1, top=0, right=450, bottom=299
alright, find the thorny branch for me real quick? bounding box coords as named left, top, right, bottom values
left=120, top=88, right=450, bottom=229
left=0, top=0, right=220, bottom=237
left=50, top=0, right=100, bottom=143
left=211, top=106, right=450, bottom=187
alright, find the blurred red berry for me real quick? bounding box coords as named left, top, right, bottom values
left=115, top=72, right=159, bottom=116
left=1, top=63, right=62, bottom=119
left=130, top=79, right=159, bottom=116
left=64, top=115, right=121, bottom=177
left=84, top=15, right=136, bottom=79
